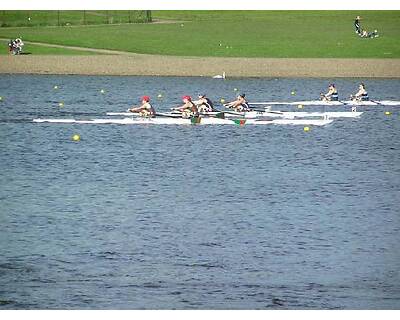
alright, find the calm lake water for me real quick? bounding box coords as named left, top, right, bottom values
left=0, top=75, right=399, bottom=309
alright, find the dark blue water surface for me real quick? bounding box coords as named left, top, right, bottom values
left=0, top=75, right=399, bottom=309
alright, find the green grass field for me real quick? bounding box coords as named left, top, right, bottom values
left=1, top=11, right=399, bottom=58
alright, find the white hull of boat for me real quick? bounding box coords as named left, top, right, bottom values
left=33, top=117, right=334, bottom=126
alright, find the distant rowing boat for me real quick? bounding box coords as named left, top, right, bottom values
left=106, top=111, right=363, bottom=119
left=249, top=100, right=400, bottom=106
left=33, top=117, right=334, bottom=126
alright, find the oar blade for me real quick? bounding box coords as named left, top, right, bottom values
left=215, top=112, right=225, bottom=119
left=233, top=119, right=246, bottom=126
left=190, top=116, right=201, bottom=124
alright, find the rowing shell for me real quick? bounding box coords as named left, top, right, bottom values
left=33, top=117, right=334, bottom=126
left=106, top=111, right=362, bottom=119
left=250, top=100, right=400, bottom=106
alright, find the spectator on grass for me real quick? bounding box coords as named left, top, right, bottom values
left=354, top=16, right=362, bottom=34
left=354, top=16, right=379, bottom=38
left=8, top=38, right=24, bottom=55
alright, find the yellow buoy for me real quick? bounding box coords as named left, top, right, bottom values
left=220, top=98, right=225, bottom=103
left=100, top=89, right=105, bottom=94
left=291, top=91, right=296, bottom=95
left=54, top=85, right=58, bottom=89
left=72, top=134, right=80, bottom=141
left=297, top=104, right=303, bottom=109
left=157, top=94, right=163, bottom=98
left=384, top=111, right=392, bottom=115
left=233, top=88, right=238, bottom=92
left=59, top=102, right=64, bottom=107
left=303, top=126, right=310, bottom=132
left=0, top=96, right=3, bottom=101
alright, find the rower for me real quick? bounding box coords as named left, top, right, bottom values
left=351, top=83, right=369, bottom=101
left=128, top=96, right=156, bottom=117
left=194, top=94, right=215, bottom=113
left=172, top=96, right=199, bottom=118
left=224, top=94, right=250, bottom=112
left=320, top=84, right=339, bottom=101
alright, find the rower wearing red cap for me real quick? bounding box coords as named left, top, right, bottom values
left=172, top=96, right=199, bottom=118
left=128, top=96, right=156, bottom=117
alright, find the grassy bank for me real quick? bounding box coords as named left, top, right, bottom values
left=0, top=11, right=399, bottom=58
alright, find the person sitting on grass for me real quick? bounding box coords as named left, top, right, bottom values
left=359, top=29, right=379, bottom=38
left=351, top=83, right=369, bottom=102
left=224, top=94, right=250, bottom=112
left=15, top=38, right=24, bottom=53
left=194, top=94, right=215, bottom=113
left=128, top=96, right=156, bottom=117
left=320, top=84, right=339, bottom=101
left=8, top=38, right=24, bottom=55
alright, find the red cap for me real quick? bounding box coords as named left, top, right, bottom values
left=142, top=96, right=150, bottom=102
left=182, top=95, right=192, bottom=101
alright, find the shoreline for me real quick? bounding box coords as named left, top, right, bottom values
left=1, top=55, right=400, bottom=78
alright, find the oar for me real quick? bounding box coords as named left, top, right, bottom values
left=156, top=112, right=183, bottom=118
left=221, top=105, right=282, bottom=114
left=370, top=100, right=384, bottom=106
left=215, top=109, right=242, bottom=116
left=243, top=106, right=285, bottom=114
left=248, top=107, right=284, bottom=114
left=188, top=114, right=246, bottom=125
left=203, top=111, right=226, bottom=119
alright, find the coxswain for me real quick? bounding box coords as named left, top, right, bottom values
left=320, top=84, right=339, bottom=101
left=194, top=94, right=215, bottom=113
left=224, top=94, right=250, bottom=112
left=172, top=96, right=199, bottom=118
left=351, top=83, right=369, bottom=101
left=128, top=96, right=156, bottom=117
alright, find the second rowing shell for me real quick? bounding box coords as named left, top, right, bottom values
left=33, top=117, right=334, bottom=126
left=249, top=100, right=400, bottom=106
